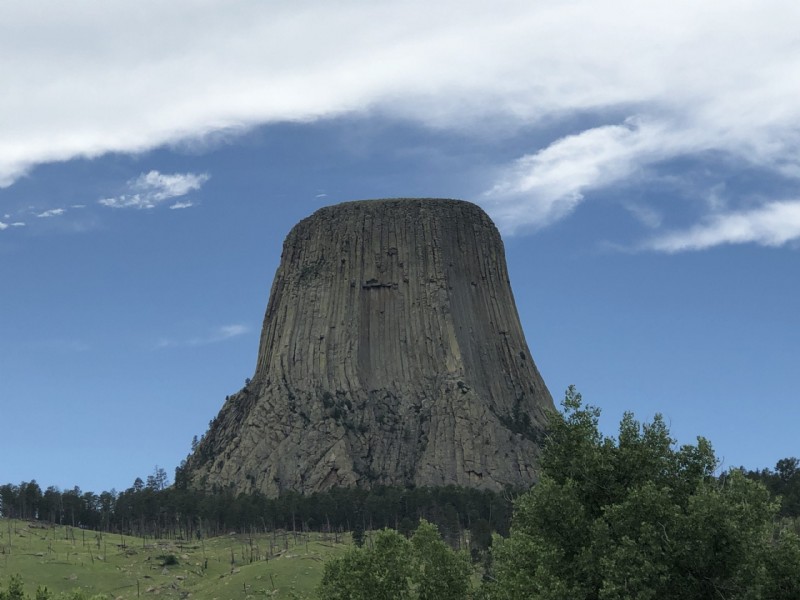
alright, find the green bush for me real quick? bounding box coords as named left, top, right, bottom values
left=158, top=553, right=179, bottom=566
left=318, top=521, right=471, bottom=600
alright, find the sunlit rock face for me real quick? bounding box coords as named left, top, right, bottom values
left=185, top=199, right=554, bottom=496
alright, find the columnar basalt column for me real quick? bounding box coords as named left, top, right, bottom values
left=185, top=199, right=554, bottom=496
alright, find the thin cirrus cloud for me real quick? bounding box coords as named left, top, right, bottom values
left=645, top=201, right=800, bottom=253
left=0, top=220, right=25, bottom=230
left=156, top=324, right=250, bottom=349
left=36, top=208, right=67, bottom=218
left=169, top=201, right=194, bottom=210
left=483, top=119, right=680, bottom=231
left=99, top=170, right=210, bottom=210
left=1, top=1, right=799, bottom=250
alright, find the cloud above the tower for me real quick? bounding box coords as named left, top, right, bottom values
left=1, top=0, right=798, bottom=249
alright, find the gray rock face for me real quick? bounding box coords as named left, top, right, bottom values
left=185, top=199, right=554, bottom=496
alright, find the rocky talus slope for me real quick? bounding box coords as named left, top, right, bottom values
left=185, top=199, right=554, bottom=495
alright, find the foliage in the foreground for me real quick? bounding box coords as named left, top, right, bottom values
left=0, top=574, right=103, bottom=600
left=485, top=386, right=800, bottom=600
left=318, top=520, right=471, bottom=600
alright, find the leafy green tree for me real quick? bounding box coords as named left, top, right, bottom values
left=0, top=576, right=106, bottom=600
left=146, top=466, right=169, bottom=491
left=410, top=520, right=471, bottom=600
left=35, top=585, right=53, bottom=600
left=0, top=484, right=19, bottom=518
left=487, top=386, right=800, bottom=600
left=744, top=457, right=800, bottom=518
left=20, top=481, right=42, bottom=520
left=318, top=521, right=472, bottom=599
left=0, top=574, right=27, bottom=600
left=318, top=528, right=413, bottom=600
left=41, top=486, right=63, bottom=524
left=398, top=516, right=417, bottom=538
left=34, top=586, right=51, bottom=600
left=762, top=530, right=800, bottom=599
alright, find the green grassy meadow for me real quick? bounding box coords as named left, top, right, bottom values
left=0, top=519, right=350, bottom=599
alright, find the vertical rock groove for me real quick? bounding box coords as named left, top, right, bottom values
left=186, top=198, right=554, bottom=495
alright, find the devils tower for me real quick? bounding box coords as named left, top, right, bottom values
left=185, top=199, right=554, bottom=496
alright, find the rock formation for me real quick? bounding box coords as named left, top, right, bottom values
left=185, top=198, right=554, bottom=496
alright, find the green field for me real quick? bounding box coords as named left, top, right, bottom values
left=0, top=519, right=350, bottom=599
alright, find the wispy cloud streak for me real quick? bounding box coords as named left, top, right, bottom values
left=645, top=201, right=800, bottom=252
left=99, top=171, right=209, bottom=209
left=0, top=220, right=25, bottom=230
left=156, top=324, right=249, bottom=348
left=36, top=208, right=66, bottom=218
left=484, top=120, right=680, bottom=231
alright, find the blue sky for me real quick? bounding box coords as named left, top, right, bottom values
left=1, top=1, right=798, bottom=494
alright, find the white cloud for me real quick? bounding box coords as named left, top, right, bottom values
left=1, top=1, right=799, bottom=247
left=97, top=195, right=143, bottom=209
left=169, top=201, right=193, bottom=210
left=0, top=220, right=26, bottom=230
left=645, top=201, right=800, bottom=252
left=36, top=208, right=66, bottom=218
left=484, top=120, right=679, bottom=231
left=99, top=170, right=209, bottom=209
left=156, top=324, right=249, bottom=348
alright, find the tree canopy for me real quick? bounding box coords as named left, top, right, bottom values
left=318, top=520, right=471, bottom=600
left=486, top=386, right=800, bottom=600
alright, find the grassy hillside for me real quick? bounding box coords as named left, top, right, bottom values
left=0, top=518, right=349, bottom=599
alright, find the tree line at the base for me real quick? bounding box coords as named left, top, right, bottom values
left=3, top=385, right=800, bottom=599
left=0, top=478, right=512, bottom=552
